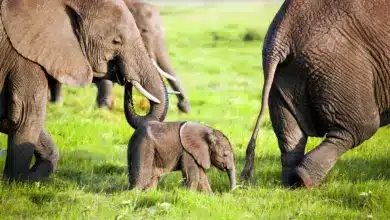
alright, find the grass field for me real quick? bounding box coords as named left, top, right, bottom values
left=0, top=1, right=389, bottom=219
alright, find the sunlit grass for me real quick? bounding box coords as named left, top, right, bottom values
left=0, top=1, right=389, bottom=219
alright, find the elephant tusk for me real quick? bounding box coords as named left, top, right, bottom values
left=151, top=59, right=177, bottom=82
left=0, top=149, right=6, bottom=158
left=167, top=90, right=181, bottom=95
left=131, top=80, right=161, bottom=104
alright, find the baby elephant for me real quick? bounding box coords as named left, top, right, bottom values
left=128, top=121, right=236, bottom=193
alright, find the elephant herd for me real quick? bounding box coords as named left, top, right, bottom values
left=0, top=0, right=389, bottom=192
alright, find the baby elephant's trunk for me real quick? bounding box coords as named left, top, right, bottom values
left=228, top=167, right=236, bottom=190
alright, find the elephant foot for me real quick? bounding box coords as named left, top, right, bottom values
left=49, top=95, right=63, bottom=104
left=97, top=98, right=114, bottom=111
left=295, top=160, right=326, bottom=189
left=281, top=167, right=303, bottom=188
left=177, top=99, right=191, bottom=113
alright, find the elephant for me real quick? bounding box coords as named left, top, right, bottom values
left=48, top=0, right=191, bottom=113
left=127, top=121, right=236, bottom=193
left=240, top=0, right=390, bottom=188
left=0, top=0, right=169, bottom=181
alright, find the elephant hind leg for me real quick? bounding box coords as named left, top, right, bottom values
left=301, top=70, right=380, bottom=187
left=268, top=96, right=308, bottom=187
left=296, top=132, right=354, bottom=188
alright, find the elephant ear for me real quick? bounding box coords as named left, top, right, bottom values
left=180, top=122, right=212, bottom=170
left=1, top=0, right=92, bottom=85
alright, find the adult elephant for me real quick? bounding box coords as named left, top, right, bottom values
left=240, top=0, right=390, bottom=188
left=0, top=0, right=168, bottom=181
left=49, top=0, right=191, bottom=113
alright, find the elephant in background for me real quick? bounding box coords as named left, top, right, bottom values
left=0, top=0, right=168, bottom=181
left=240, top=0, right=390, bottom=188
left=49, top=0, right=191, bottom=113
left=128, top=121, right=236, bottom=193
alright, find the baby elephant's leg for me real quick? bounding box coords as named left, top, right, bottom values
left=198, top=168, right=212, bottom=193
left=181, top=153, right=201, bottom=191
left=128, top=138, right=157, bottom=190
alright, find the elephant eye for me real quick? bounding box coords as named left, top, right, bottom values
left=112, top=37, right=123, bottom=45
left=140, top=28, right=148, bottom=33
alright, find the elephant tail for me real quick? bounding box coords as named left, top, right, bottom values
left=249, top=0, right=291, bottom=142
left=249, top=57, right=279, bottom=142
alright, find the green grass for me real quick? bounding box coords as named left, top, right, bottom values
left=1, top=2, right=389, bottom=219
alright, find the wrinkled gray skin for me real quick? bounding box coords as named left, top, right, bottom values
left=241, top=0, right=390, bottom=188
left=49, top=0, right=191, bottom=113
left=128, top=121, right=236, bottom=193
left=0, top=0, right=168, bottom=181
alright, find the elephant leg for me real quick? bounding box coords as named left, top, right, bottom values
left=198, top=168, right=212, bottom=193
left=181, top=153, right=201, bottom=191
left=47, top=75, right=63, bottom=104
left=95, top=78, right=114, bottom=110
left=4, top=73, right=49, bottom=181
left=298, top=72, right=380, bottom=188
left=30, top=129, right=59, bottom=176
left=296, top=133, right=353, bottom=188
left=128, top=138, right=155, bottom=190
left=269, top=96, right=308, bottom=187
left=145, top=175, right=159, bottom=190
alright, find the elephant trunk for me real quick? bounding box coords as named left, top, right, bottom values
left=120, top=40, right=169, bottom=129
left=228, top=166, right=236, bottom=190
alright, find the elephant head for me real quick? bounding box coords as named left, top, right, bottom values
left=1, top=0, right=168, bottom=128
left=126, top=0, right=191, bottom=113
left=180, top=122, right=236, bottom=190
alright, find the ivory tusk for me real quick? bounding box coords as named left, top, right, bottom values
left=167, top=90, right=181, bottom=95
left=0, top=149, right=6, bottom=158
left=151, top=59, right=177, bottom=82
left=131, top=80, right=161, bottom=104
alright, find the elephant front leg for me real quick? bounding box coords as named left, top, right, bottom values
left=198, top=168, right=212, bottom=194
left=95, top=79, right=114, bottom=110
left=4, top=67, right=53, bottom=181
left=181, top=153, right=202, bottom=191
left=30, top=129, right=59, bottom=177
left=4, top=115, right=51, bottom=181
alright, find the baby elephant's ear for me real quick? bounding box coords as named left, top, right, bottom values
left=180, top=122, right=212, bottom=170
